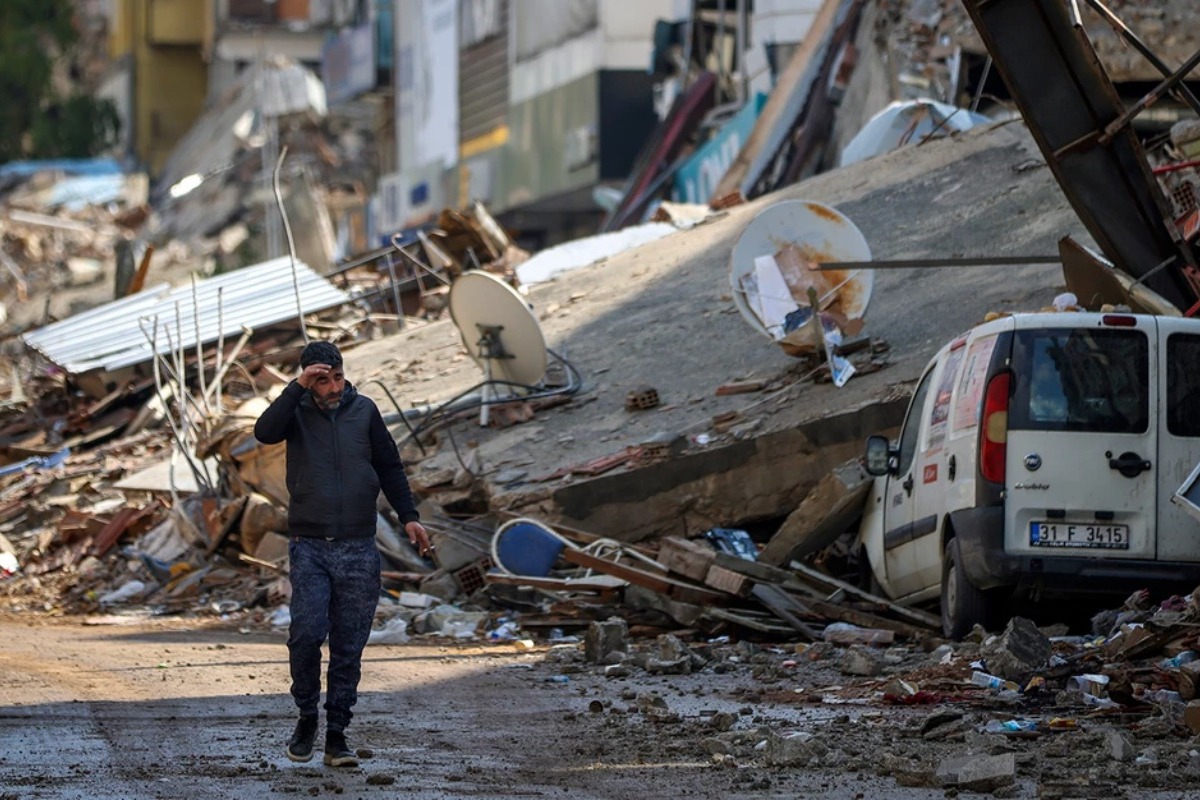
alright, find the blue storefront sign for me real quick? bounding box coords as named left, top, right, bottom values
left=672, top=92, right=766, bottom=204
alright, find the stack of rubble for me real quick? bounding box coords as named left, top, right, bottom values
left=0, top=160, right=161, bottom=332
left=515, top=597, right=1200, bottom=796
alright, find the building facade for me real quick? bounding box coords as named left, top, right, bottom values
left=382, top=0, right=671, bottom=247
left=377, top=0, right=828, bottom=247
left=105, top=0, right=212, bottom=173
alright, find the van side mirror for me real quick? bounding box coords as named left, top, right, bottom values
left=864, top=435, right=895, bottom=476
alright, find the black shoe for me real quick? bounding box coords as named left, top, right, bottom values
left=323, top=729, right=359, bottom=767
left=286, top=715, right=318, bottom=762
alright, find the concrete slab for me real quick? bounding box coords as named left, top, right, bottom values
left=342, top=121, right=1086, bottom=541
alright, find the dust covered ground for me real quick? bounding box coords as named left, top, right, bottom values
left=2, top=616, right=1199, bottom=800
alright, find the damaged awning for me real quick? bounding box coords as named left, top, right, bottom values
left=21, top=256, right=351, bottom=376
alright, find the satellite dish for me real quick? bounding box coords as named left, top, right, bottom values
left=448, top=271, right=548, bottom=425
left=730, top=200, right=874, bottom=346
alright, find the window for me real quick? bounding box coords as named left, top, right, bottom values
left=897, top=369, right=935, bottom=476
left=1009, top=328, right=1148, bottom=434
left=1167, top=334, right=1200, bottom=437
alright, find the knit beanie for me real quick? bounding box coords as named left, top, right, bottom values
left=299, top=340, right=343, bottom=368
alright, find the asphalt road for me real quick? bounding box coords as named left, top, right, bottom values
left=0, top=616, right=970, bottom=800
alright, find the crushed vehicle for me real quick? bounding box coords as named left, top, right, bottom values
left=857, top=311, right=1200, bottom=638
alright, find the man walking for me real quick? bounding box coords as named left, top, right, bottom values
left=254, top=340, right=430, bottom=767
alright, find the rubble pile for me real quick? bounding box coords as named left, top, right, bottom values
left=501, top=596, right=1200, bottom=797
left=882, top=0, right=1200, bottom=112
left=0, top=162, right=169, bottom=331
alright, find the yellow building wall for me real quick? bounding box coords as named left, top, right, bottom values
left=109, top=0, right=211, bottom=174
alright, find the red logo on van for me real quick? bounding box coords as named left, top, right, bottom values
left=923, top=463, right=938, bottom=484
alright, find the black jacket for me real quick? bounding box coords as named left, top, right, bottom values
left=253, top=381, right=419, bottom=539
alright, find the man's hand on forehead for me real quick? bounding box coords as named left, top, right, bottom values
left=298, top=362, right=337, bottom=389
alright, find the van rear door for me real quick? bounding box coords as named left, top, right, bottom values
left=1004, top=317, right=1156, bottom=561
left=1155, top=320, right=1200, bottom=561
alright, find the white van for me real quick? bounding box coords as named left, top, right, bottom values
left=858, top=312, right=1200, bottom=638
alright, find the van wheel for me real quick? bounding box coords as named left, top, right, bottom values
left=941, top=537, right=990, bottom=640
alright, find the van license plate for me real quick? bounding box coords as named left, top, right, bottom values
left=1029, top=522, right=1130, bottom=549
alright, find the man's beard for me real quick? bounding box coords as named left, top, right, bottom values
left=312, top=392, right=341, bottom=410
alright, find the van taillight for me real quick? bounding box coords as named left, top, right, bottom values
left=980, top=372, right=1011, bottom=484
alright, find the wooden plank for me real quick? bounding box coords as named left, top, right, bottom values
left=89, top=506, right=143, bottom=557
left=709, top=0, right=842, bottom=199
left=562, top=548, right=728, bottom=606
left=787, top=561, right=941, bottom=630
left=712, top=552, right=795, bottom=583
left=801, top=595, right=925, bottom=639
left=714, top=380, right=767, bottom=396
left=657, top=536, right=716, bottom=582
left=624, top=584, right=706, bottom=627
left=750, top=583, right=821, bottom=640
left=483, top=572, right=625, bottom=596
left=704, top=563, right=753, bottom=597
left=704, top=606, right=795, bottom=635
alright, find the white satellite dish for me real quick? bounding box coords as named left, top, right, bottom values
left=448, top=271, right=548, bottom=425
left=730, top=200, right=874, bottom=347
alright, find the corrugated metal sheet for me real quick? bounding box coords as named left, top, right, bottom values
left=22, top=257, right=351, bottom=375
left=459, top=0, right=509, bottom=145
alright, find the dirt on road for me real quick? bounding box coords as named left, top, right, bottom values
left=2, top=615, right=1199, bottom=800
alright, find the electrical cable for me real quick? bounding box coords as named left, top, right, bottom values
left=398, top=347, right=584, bottom=449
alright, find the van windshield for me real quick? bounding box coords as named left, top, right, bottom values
left=1009, top=328, right=1148, bottom=433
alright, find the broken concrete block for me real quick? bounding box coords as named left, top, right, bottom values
left=983, top=616, right=1051, bottom=680
left=837, top=645, right=884, bottom=677
left=635, top=692, right=668, bottom=713
left=635, top=692, right=677, bottom=721
left=603, top=664, right=631, bottom=679
left=958, top=752, right=1016, bottom=792
left=700, top=737, right=732, bottom=756
left=920, top=710, right=965, bottom=741
left=934, top=755, right=971, bottom=786
left=1108, top=730, right=1136, bottom=762
left=880, top=752, right=938, bottom=787
left=758, top=459, right=871, bottom=566
left=584, top=617, right=629, bottom=664
left=709, top=711, right=737, bottom=731
left=937, top=752, right=1016, bottom=792
left=646, top=634, right=693, bottom=674
left=765, top=730, right=828, bottom=766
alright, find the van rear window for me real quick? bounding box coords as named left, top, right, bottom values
left=1009, top=328, right=1148, bottom=433
left=1167, top=334, right=1200, bottom=437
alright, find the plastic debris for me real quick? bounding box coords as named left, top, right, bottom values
left=367, top=616, right=410, bottom=645
left=971, top=671, right=1019, bottom=692
left=984, top=719, right=1039, bottom=735
left=98, top=580, right=146, bottom=606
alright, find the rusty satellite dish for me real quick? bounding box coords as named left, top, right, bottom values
left=730, top=200, right=874, bottom=354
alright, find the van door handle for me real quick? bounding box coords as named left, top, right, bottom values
left=902, top=474, right=914, bottom=495
left=1109, top=451, right=1152, bottom=478
left=948, top=455, right=957, bottom=481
